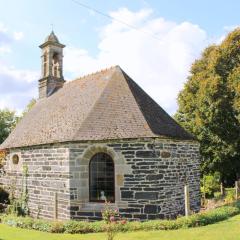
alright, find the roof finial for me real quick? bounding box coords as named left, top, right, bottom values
left=51, top=23, right=54, bottom=32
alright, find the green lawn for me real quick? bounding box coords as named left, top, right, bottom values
left=1, top=214, right=240, bottom=240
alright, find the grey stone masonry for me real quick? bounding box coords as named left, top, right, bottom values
left=0, top=138, right=200, bottom=221
left=68, top=138, right=200, bottom=220
left=0, top=144, right=71, bottom=220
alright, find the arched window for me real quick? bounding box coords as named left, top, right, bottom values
left=89, top=153, right=115, bottom=203
left=52, top=52, right=59, bottom=77
left=52, top=52, right=59, bottom=64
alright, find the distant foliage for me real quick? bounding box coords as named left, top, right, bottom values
left=0, top=98, right=36, bottom=144
left=201, top=172, right=221, bottom=198
left=0, top=109, right=18, bottom=144
left=175, top=28, right=240, bottom=182
left=225, top=188, right=236, bottom=203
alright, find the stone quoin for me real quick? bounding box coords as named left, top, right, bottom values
left=0, top=32, right=200, bottom=221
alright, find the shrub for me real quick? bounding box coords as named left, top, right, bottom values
left=64, top=220, right=95, bottom=234
left=50, top=221, right=65, bottom=233
left=201, top=172, right=221, bottom=198
left=214, top=191, right=222, bottom=200
left=225, top=188, right=235, bottom=203
left=3, top=215, right=33, bottom=229
left=0, top=201, right=240, bottom=234
left=101, top=201, right=123, bottom=240
left=101, top=202, right=119, bottom=223
left=31, top=219, right=51, bottom=232
left=0, top=187, right=9, bottom=213
left=0, top=187, right=9, bottom=204
left=64, top=220, right=105, bottom=234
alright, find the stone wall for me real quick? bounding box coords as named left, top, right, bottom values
left=0, top=144, right=71, bottom=220
left=69, top=138, right=200, bottom=220
left=0, top=138, right=200, bottom=221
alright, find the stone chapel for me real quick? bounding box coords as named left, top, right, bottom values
left=0, top=31, right=200, bottom=220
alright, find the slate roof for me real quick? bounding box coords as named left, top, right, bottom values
left=45, top=31, right=59, bottom=43
left=39, top=31, right=65, bottom=49
left=0, top=66, right=194, bottom=149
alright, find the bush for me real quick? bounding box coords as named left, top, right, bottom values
left=50, top=221, right=65, bottom=233
left=0, top=187, right=9, bottom=213
left=225, top=188, right=235, bottom=203
left=201, top=172, right=221, bottom=198
left=0, top=187, right=9, bottom=204
left=1, top=201, right=240, bottom=234
left=64, top=220, right=95, bottom=234
left=213, top=191, right=222, bottom=200
left=32, top=219, right=51, bottom=232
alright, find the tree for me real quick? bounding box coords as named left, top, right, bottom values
left=175, top=28, right=240, bottom=184
left=0, top=99, right=36, bottom=145
left=0, top=109, right=18, bottom=144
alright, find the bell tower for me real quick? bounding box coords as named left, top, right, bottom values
left=38, top=31, right=65, bottom=99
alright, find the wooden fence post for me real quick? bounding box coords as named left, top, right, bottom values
left=203, top=176, right=206, bottom=206
left=220, top=182, right=224, bottom=196
left=184, top=184, right=190, bottom=217
left=54, top=192, right=58, bottom=220
left=235, top=181, right=238, bottom=200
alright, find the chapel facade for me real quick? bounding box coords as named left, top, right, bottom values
left=0, top=32, right=200, bottom=221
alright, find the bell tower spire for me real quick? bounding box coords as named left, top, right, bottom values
left=38, top=31, right=65, bottom=99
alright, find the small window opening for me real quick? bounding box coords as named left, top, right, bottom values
left=89, top=153, right=115, bottom=203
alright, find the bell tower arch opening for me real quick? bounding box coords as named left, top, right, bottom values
left=38, top=31, right=65, bottom=99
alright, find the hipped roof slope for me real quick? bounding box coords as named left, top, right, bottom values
left=1, top=66, right=194, bottom=149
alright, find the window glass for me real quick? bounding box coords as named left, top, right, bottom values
left=89, top=153, right=115, bottom=202
left=12, top=154, right=19, bottom=165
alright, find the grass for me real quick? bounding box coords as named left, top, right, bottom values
left=1, top=214, right=240, bottom=240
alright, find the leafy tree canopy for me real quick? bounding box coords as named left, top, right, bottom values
left=0, top=109, right=18, bottom=144
left=0, top=98, right=36, bottom=145
left=176, top=28, right=240, bottom=184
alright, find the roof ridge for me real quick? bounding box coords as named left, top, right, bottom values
left=66, top=65, right=120, bottom=84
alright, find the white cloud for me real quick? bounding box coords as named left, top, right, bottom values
left=13, top=31, right=24, bottom=40
left=0, top=9, right=209, bottom=114
left=0, top=22, right=36, bottom=112
left=0, top=23, right=25, bottom=56
left=65, top=8, right=208, bottom=114
left=0, top=22, right=7, bottom=33
left=0, top=61, right=38, bottom=112
left=0, top=45, right=11, bottom=54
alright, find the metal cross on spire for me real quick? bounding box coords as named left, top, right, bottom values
left=51, top=23, right=54, bottom=32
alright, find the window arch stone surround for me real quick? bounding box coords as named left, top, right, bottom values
left=70, top=144, right=132, bottom=209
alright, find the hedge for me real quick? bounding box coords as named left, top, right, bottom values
left=1, top=201, right=240, bottom=234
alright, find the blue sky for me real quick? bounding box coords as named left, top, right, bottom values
left=0, top=0, right=239, bottom=114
